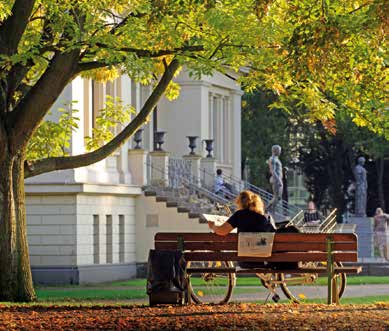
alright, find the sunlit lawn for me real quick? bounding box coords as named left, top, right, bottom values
left=106, top=276, right=389, bottom=287
left=27, top=276, right=389, bottom=303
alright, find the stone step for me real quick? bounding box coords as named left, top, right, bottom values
left=177, top=207, right=190, bottom=213
left=155, top=196, right=168, bottom=202
left=188, top=212, right=201, bottom=219
left=166, top=201, right=179, bottom=208
left=144, top=191, right=157, bottom=197
left=198, top=217, right=208, bottom=224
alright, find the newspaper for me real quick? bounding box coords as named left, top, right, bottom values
left=201, top=214, right=229, bottom=226
left=238, top=232, right=275, bottom=257
left=201, top=214, right=237, bottom=233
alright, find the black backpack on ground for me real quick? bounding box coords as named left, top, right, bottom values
left=146, top=249, right=187, bottom=306
left=268, top=224, right=300, bottom=270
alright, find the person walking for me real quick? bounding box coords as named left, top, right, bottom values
left=373, top=208, right=389, bottom=260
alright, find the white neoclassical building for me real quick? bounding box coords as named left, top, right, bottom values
left=25, top=68, right=243, bottom=284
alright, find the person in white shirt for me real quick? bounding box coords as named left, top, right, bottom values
left=214, top=169, right=234, bottom=196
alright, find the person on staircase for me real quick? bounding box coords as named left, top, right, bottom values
left=214, top=169, right=233, bottom=197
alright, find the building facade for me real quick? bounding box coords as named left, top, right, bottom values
left=25, top=69, right=243, bottom=284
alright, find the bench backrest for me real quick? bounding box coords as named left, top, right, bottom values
left=154, top=232, right=358, bottom=263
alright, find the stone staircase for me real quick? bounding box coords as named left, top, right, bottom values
left=144, top=158, right=302, bottom=225
left=143, top=185, right=230, bottom=224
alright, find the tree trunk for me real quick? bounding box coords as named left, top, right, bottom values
left=376, top=156, right=385, bottom=210
left=0, top=151, right=36, bottom=302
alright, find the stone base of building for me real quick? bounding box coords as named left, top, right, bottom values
left=347, top=262, right=389, bottom=276
left=32, top=263, right=137, bottom=285
left=136, top=262, right=148, bottom=278
left=346, top=216, right=374, bottom=258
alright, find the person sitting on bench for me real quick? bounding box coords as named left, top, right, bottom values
left=303, top=201, right=322, bottom=225
left=208, top=190, right=275, bottom=268
left=208, top=190, right=275, bottom=235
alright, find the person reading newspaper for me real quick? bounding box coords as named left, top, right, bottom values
left=208, top=190, right=275, bottom=268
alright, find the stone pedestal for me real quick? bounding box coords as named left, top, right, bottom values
left=149, top=151, right=169, bottom=186
left=183, top=154, right=202, bottom=186
left=346, top=216, right=374, bottom=259
left=200, top=157, right=217, bottom=189
left=128, top=149, right=148, bottom=186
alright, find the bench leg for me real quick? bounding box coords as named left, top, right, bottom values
left=185, top=275, right=192, bottom=305
left=332, top=275, right=339, bottom=304
left=327, top=236, right=334, bottom=304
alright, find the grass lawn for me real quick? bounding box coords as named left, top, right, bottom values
left=106, top=275, right=389, bottom=287
left=35, top=288, right=146, bottom=302
left=29, top=275, right=389, bottom=304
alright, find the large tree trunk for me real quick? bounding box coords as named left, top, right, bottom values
left=0, top=151, right=36, bottom=302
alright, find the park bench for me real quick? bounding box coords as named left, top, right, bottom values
left=153, top=232, right=362, bottom=304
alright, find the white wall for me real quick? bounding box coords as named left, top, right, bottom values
left=135, top=195, right=209, bottom=262
left=26, top=185, right=140, bottom=268
left=157, top=68, right=243, bottom=178
left=27, top=195, right=78, bottom=266
left=75, top=194, right=136, bottom=265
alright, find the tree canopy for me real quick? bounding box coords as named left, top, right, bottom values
left=0, top=0, right=387, bottom=302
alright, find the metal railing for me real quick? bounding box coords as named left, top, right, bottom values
left=200, top=168, right=302, bottom=219
left=146, top=161, right=231, bottom=210
left=145, top=160, right=389, bottom=263
left=288, top=209, right=338, bottom=234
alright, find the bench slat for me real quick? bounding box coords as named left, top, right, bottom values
left=155, top=232, right=357, bottom=243
left=186, top=266, right=362, bottom=274
left=184, top=251, right=358, bottom=263
left=155, top=241, right=357, bottom=252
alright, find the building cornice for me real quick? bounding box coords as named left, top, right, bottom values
left=25, top=183, right=142, bottom=196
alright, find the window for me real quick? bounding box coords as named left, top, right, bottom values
left=119, top=215, right=125, bottom=263
left=93, top=215, right=100, bottom=264
left=106, top=215, right=113, bottom=264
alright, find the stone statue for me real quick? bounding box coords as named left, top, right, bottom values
left=354, top=156, right=368, bottom=217
left=267, top=145, right=283, bottom=213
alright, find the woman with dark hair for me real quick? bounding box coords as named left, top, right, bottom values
left=303, top=201, right=322, bottom=224
left=208, top=190, right=275, bottom=235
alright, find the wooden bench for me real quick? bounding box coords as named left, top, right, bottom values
left=154, top=232, right=362, bottom=304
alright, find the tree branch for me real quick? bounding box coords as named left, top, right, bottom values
left=93, top=43, right=204, bottom=57
left=348, top=1, right=374, bottom=15
left=77, top=44, right=203, bottom=72
left=108, top=11, right=147, bottom=35
left=0, top=0, right=36, bottom=55
left=24, top=58, right=180, bottom=178
left=10, top=50, right=80, bottom=152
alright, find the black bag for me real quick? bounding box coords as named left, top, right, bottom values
left=146, top=249, right=187, bottom=306
left=268, top=224, right=300, bottom=270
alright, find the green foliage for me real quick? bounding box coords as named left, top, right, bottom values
left=242, top=90, right=295, bottom=189
left=1, top=0, right=387, bottom=160
left=85, top=96, right=135, bottom=151
left=27, top=103, right=79, bottom=160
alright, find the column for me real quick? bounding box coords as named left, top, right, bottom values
left=128, top=149, right=148, bottom=186
left=230, top=90, right=243, bottom=179
left=149, top=151, right=169, bottom=186
left=183, top=154, right=202, bottom=186
left=200, top=157, right=217, bottom=189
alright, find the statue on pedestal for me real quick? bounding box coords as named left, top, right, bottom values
left=354, top=156, right=368, bottom=217
left=267, top=145, right=283, bottom=213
